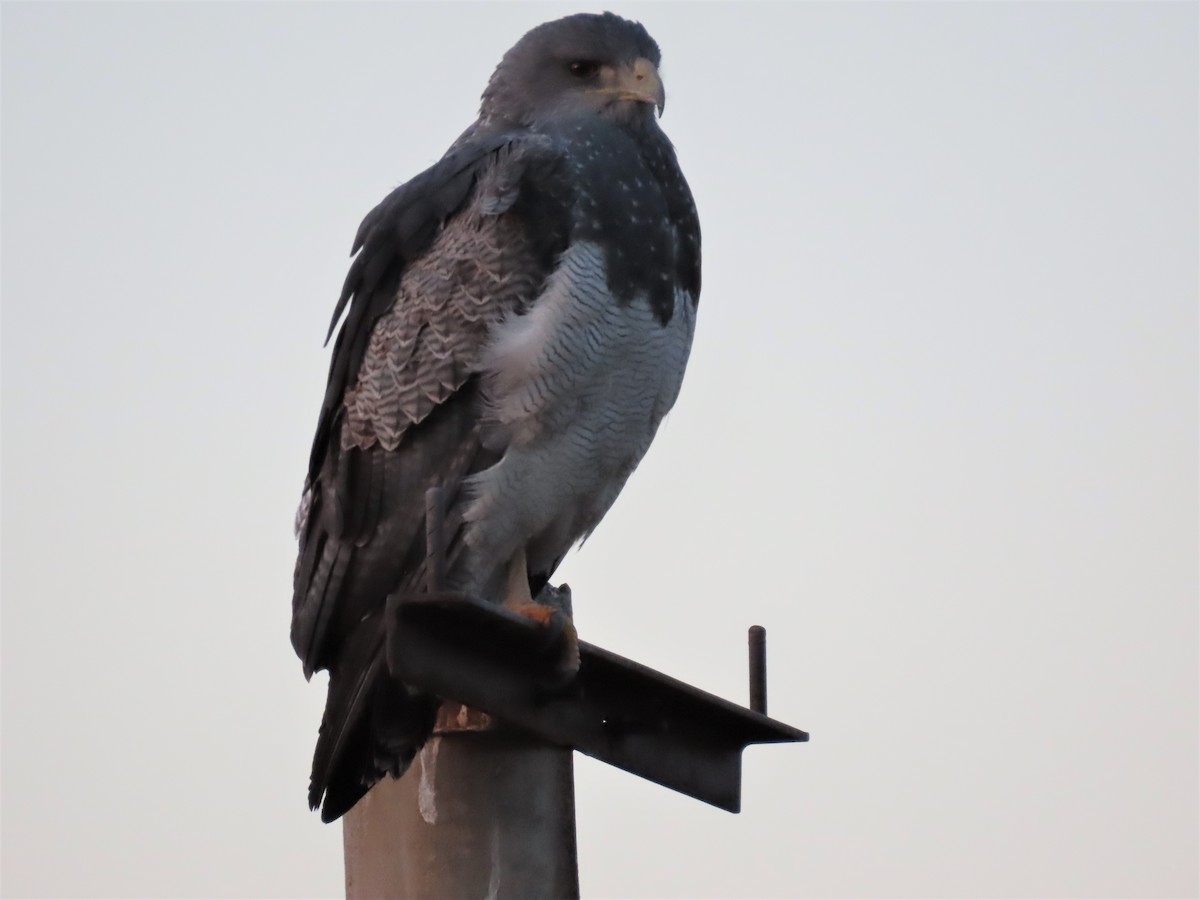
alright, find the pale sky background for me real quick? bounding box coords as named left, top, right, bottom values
left=2, top=2, right=1196, bottom=898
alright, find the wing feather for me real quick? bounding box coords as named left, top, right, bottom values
left=292, top=132, right=572, bottom=819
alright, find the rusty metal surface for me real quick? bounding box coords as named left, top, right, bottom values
left=384, top=592, right=809, bottom=813
left=434, top=701, right=495, bottom=734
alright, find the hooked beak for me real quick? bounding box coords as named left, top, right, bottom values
left=609, top=57, right=666, bottom=116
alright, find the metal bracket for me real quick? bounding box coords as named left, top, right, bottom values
left=384, top=590, right=808, bottom=813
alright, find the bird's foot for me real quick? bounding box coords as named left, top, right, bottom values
left=503, top=554, right=579, bottom=681
left=503, top=596, right=581, bottom=678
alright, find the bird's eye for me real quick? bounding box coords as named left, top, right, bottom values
left=568, top=60, right=600, bottom=78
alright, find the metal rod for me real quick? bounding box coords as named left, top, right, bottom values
left=749, top=625, right=767, bottom=715
left=425, top=486, right=446, bottom=594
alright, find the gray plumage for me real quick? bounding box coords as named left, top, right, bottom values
left=292, top=12, right=700, bottom=822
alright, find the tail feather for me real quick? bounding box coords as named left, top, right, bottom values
left=307, top=611, right=438, bottom=822
left=296, top=385, right=499, bottom=821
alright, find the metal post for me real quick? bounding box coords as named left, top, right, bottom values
left=342, top=703, right=580, bottom=899
left=748, top=625, right=767, bottom=715
left=344, top=488, right=579, bottom=899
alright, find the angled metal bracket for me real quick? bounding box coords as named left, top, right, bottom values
left=383, top=590, right=808, bottom=813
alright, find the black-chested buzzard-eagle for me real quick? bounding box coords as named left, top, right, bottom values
left=292, top=12, right=700, bottom=822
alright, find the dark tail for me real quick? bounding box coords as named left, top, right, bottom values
left=307, top=614, right=439, bottom=822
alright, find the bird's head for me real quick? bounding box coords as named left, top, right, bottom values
left=480, top=12, right=665, bottom=128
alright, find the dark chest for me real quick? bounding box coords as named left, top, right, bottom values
left=555, top=121, right=700, bottom=324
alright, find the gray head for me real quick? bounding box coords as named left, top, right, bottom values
left=480, top=13, right=665, bottom=128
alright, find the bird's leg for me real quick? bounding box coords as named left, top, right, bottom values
left=502, top=549, right=580, bottom=675
left=502, top=547, right=538, bottom=616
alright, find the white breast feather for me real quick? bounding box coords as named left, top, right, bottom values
left=461, top=241, right=695, bottom=590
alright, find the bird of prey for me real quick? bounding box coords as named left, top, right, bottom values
left=292, top=12, right=701, bottom=822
